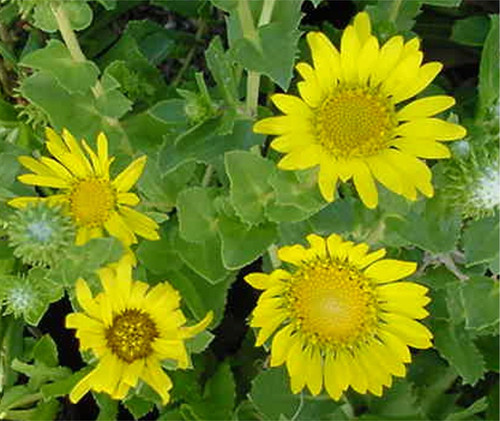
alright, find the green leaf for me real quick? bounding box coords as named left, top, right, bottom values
left=218, top=209, right=277, bottom=270
left=95, top=393, right=119, bottom=421
left=186, top=330, right=214, bottom=354
left=20, top=40, right=99, bottom=94
left=123, top=395, right=154, bottom=419
left=366, top=379, right=422, bottom=420
left=177, top=187, right=219, bottom=242
left=33, top=1, right=93, bottom=33
left=206, top=36, right=239, bottom=106
left=189, top=362, right=236, bottom=420
left=461, top=275, right=499, bottom=332
left=431, top=320, right=486, bottom=385
left=366, top=0, right=423, bottom=37
left=175, top=232, right=229, bottom=284
left=11, top=359, right=71, bottom=391
left=249, top=366, right=300, bottom=420
left=445, top=397, right=488, bottom=420
left=164, top=264, right=234, bottom=325
left=41, top=367, right=92, bottom=399
left=463, top=214, right=499, bottom=267
left=226, top=151, right=274, bottom=225
left=478, top=15, right=499, bottom=110
left=474, top=335, right=499, bottom=372
left=152, top=0, right=207, bottom=17
left=227, top=0, right=303, bottom=89
left=451, top=16, right=490, bottom=47
left=137, top=225, right=183, bottom=275
left=386, top=198, right=460, bottom=254
left=32, top=335, right=58, bottom=367
left=266, top=170, right=326, bottom=223
left=422, top=0, right=462, bottom=7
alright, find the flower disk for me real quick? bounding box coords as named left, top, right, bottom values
left=245, top=233, right=433, bottom=399
left=9, top=127, right=160, bottom=246
left=66, top=260, right=213, bottom=404
left=254, top=11, right=467, bottom=208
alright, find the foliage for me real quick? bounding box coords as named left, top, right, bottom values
left=0, top=0, right=496, bottom=419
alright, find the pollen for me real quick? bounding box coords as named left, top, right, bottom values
left=316, top=88, right=396, bottom=158
left=286, top=259, right=378, bottom=348
left=105, top=309, right=159, bottom=363
left=69, top=178, right=116, bottom=227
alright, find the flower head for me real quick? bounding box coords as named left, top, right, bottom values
left=246, top=234, right=432, bottom=399
left=9, top=128, right=160, bottom=246
left=7, top=202, right=75, bottom=266
left=66, top=260, right=213, bottom=404
left=254, top=12, right=466, bottom=208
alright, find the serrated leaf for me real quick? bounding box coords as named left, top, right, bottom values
left=186, top=330, right=214, bottom=354
left=451, top=16, right=490, bottom=47
left=366, top=379, right=422, bottom=419
left=478, top=15, right=499, bottom=110
left=95, top=392, right=119, bottom=421
left=123, top=395, right=154, bottom=420
left=189, top=362, right=236, bottom=420
left=431, top=320, right=486, bottom=385
left=137, top=224, right=183, bottom=274
left=20, top=40, right=99, bottom=94
left=249, top=366, right=301, bottom=420
left=206, top=36, right=239, bottom=106
left=218, top=210, right=277, bottom=270
left=463, top=214, right=499, bottom=267
left=226, top=0, right=303, bottom=90
left=175, top=232, right=229, bottom=284
left=386, top=198, right=460, bottom=254
left=226, top=151, right=274, bottom=225
left=177, top=187, right=219, bottom=242
left=366, top=0, right=423, bottom=37
left=461, top=275, right=499, bottom=332
left=474, top=335, right=499, bottom=372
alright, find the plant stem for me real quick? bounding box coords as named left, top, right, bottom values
left=267, top=244, right=280, bottom=268
left=172, top=20, right=206, bottom=88
left=238, top=0, right=276, bottom=117
left=50, top=2, right=133, bottom=155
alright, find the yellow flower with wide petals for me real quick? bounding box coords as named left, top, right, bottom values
left=246, top=233, right=432, bottom=399
left=9, top=127, right=160, bottom=246
left=66, top=259, right=213, bottom=404
left=254, top=12, right=466, bottom=208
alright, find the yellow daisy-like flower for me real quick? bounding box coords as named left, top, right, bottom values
left=254, top=12, right=467, bottom=208
left=9, top=127, right=160, bottom=246
left=66, top=260, right=213, bottom=404
left=245, top=233, right=432, bottom=399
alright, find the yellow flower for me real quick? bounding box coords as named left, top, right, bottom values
left=254, top=12, right=466, bottom=208
left=66, top=260, right=213, bottom=404
left=246, top=234, right=432, bottom=399
left=9, top=127, right=160, bottom=246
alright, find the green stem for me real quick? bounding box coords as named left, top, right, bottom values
left=267, top=244, right=280, bottom=268
left=388, top=0, right=403, bottom=23
left=238, top=0, right=276, bottom=117
left=172, top=20, right=206, bottom=88
left=201, top=165, right=214, bottom=187
left=50, top=1, right=133, bottom=155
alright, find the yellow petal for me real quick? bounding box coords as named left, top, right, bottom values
left=141, top=359, right=173, bottom=405
left=347, top=243, right=370, bottom=265
left=245, top=273, right=272, bottom=290
left=396, top=118, right=467, bottom=141
left=270, top=133, right=314, bottom=153
left=352, top=160, right=378, bottom=209
left=397, top=96, right=456, bottom=120
left=345, top=352, right=368, bottom=393
left=270, top=324, right=295, bottom=367
left=340, top=25, right=361, bottom=84
left=286, top=339, right=307, bottom=394
left=364, top=259, right=417, bottom=283
left=255, top=312, right=287, bottom=346
left=271, top=94, right=312, bottom=117
left=306, top=32, right=340, bottom=94
left=117, top=192, right=140, bottom=206
left=370, top=35, right=403, bottom=86
left=378, top=330, right=412, bottom=363
left=18, top=174, right=69, bottom=189
left=296, top=62, right=323, bottom=107
left=381, top=313, right=433, bottom=349
left=69, top=369, right=95, bottom=403
left=324, top=352, right=349, bottom=400
left=118, top=206, right=160, bottom=241
left=353, top=11, right=372, bottom=45
left=392, top=62, right=443, bottom=103
left=182, top=311, right=213, bottom=338
left=306, top=346, right=323, bottom=396
left=97, top=132, right=110, bottom=176
left=365, top=154, right=403, bottom=195
left=277, top=145, right=322, bottom=170
left=18, top=156, right=56, bottom=178
left=357, top=36, right=379, bottom=84
left=113, top=156, right=147, bottom=193
left=306, top=234, right=327, bottom=257
left=383, top=51, right=423, bottom=95
left=393, top=138, right=451, bottom=159
left=104, top=211, right=137, bottom=245
left=61, top=128, right=93, bottom=175
left=357, top=248, right=386, bottom=269
left=74, top=278, right=100, bottom=319
left=318, top=158, right=338, bottom=202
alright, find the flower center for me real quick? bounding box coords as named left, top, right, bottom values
left=316, top=88, right=396, bottom=158
left=287, top=259, right=378, bottom=348
left=69, top=178, right=116, bottom=227
left=105, top=309, right=159, bottom=363
left=27, top=221, right=53, bottom=243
